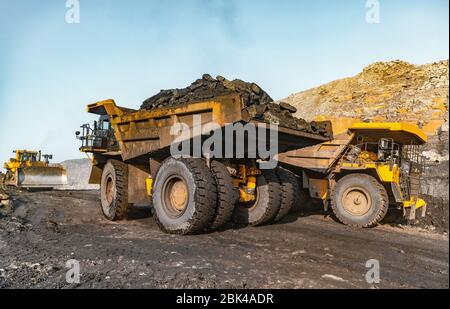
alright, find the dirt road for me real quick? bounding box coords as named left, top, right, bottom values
left=0, top=190, right=448, bottom=289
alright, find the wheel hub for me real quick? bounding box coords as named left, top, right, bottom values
left=169, top=180, right=188, bottom=212
left=342, top=188, right=371, bottom=216
left=163, top=176, right=189, bottom=216
left=105, top=175, right=115, bottom=204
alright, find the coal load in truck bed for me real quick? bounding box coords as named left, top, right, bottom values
left=141, top=74, right=332, bottom=138
left=141, top=74, right=273, bottom=109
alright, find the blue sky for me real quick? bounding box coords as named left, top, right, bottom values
left=0, top=0, right=448, bottom=163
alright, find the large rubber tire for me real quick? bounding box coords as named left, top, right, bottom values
left=233, top=169, right=281, bottom=226
left=274, top=167, right=299, bottom=222
left=209, top=160, right=239, bottom=230
left=100, top=160, right=129, bottom=221
left=152, top=158, right=217, bottom=235
left=292, top=173, right=311, bottom=214
left=331, top=174, right=388, bottom=228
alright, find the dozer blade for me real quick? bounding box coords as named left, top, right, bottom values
left=17, top=166, right=68, bottom=189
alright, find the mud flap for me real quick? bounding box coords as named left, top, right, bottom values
left=404, top=204, right=416, bottom=221
left=403, top=199, right=427, bottom=221
left=420, top=203, right=427, bottom=218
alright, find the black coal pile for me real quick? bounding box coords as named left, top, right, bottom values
left=141, top=74, right=332, bottom=138
left=245, top=103, right=332, bottom=137
left=141, top=74, right=273, bottom=109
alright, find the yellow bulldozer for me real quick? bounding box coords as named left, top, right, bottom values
left=2, top=150, right=67, bottom=189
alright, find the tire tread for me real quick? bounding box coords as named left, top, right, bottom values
left=274, top=167, right=298, bottom=222
left=154, top=158, right=217, bottom=235
left=209, top=161, right=238, bottom=230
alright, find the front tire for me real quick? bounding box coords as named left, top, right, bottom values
left=152, top=158, right=217, bottom=235
left=331, top=174, right=388, bottom=228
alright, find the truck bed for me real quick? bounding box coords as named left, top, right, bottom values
left=87, top=94, right=332, bottom=161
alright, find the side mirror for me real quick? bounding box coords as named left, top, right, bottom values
left=94, top=121, right=98, bottom=130
left=75, top=131, right=80, bottom=136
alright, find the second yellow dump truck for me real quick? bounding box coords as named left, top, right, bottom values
left=278, top=122, right=427, bottom=227
left=77, top=94, right=427, bottom=234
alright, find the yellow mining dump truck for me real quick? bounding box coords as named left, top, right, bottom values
left=76, top=94, right=331, bottom=234
left=278, top=122, right=428, bottom=227
left=2, top=150, right=67, bottom=189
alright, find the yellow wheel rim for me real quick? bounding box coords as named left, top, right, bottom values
left=169, top=180, right=188, bottom=212
left=342, top=187, right=372, bottom=216
left=105, top=175, right=115, bottom=204
left=163, top=176, right=189, bottom=217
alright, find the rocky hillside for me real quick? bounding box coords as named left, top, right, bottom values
left=281, top=60, right=449, bottom=232
left=282, top=60, right=448, bottom=135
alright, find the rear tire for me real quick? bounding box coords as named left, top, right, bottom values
left=331, top=174, right=388, bottom=228
left=100, top=160, right=129, bottom=221
left=209, top=160, right=239, bottom=230
left=152, top=158, right=217, bottom=235
left=274, top=167, right=298, bottom=222
left=233, top=169, right=281, bottom=226
left=292, top=173, right=311, bottom=214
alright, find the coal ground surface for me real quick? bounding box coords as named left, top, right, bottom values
left=0, top=190, right=448, bottom=289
